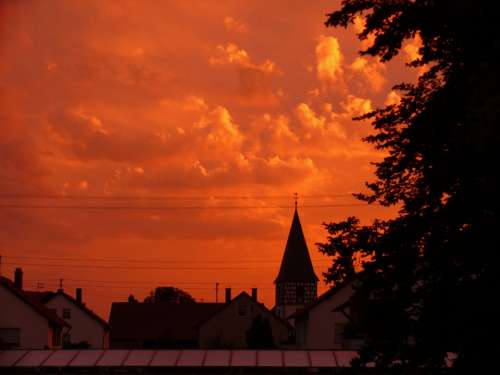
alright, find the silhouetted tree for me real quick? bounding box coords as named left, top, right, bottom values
left=320, top=1, right=500, bottom=372
left=128, top=294, right=138, bottom=303
left=144, top=286, right=195, bottom=303
left=246, top=315, right=275, bottom=349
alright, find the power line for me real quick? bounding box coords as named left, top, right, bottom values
left=0, top=193, right=354, bottom=200
left=0, top=203, right=370, bottom=210
left=23, top=282, right=276, bottom=291
left=2, top=262, right=277, bottom=270
left=24, top=278, right=275, bottom=286
left=4, top=255, right=332, bottom=264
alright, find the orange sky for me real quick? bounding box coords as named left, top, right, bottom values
left=0, top=0, right=418, bottom=319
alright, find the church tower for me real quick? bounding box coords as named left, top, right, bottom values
left=274, top=207, right=318, bottom=320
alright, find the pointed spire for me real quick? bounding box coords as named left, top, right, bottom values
left=275, top=207, right=319, bottom=283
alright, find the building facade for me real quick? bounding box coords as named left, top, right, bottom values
left=42, top=291, right=109, bottom=348
left=0, top=270, right=67, bottom=349
left=198, top=291, right=291, bottom=349
left=293, top=282, right=364, bottom=350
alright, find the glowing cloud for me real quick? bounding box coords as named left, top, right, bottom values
left=315, top=35, right=343, bottom=86
left=224, top=16, right=248, bottom=33
left=349, top=57, right=386, bottom=92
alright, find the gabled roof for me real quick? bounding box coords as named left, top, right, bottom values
left=109, top=301, right=224, bottom=344
left=29, top=290, right=110, bottom=330
left=197, top=292, right=293, bottom=330
left=0, top=277, right=68, bottom=328
left=275, top=208, right=318, bottom=283
left=24, top=291, right=54, bottom=303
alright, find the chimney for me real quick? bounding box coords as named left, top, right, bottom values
left=225, top=288, right=231, bottom=304
left=14, top=268, right=23, bottom=290
left=76, top=288, right=83, bottom=304
left=251, top=288, right=258, bottom=301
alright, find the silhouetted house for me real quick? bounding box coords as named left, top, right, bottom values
left=109, top=301, right=223, bottom=348
left=198, top=289, right=292, bottom=348
left=25, top=288, right=110, bottom=348
left=0, top=269, right=68, bottom=349
left=291, top=280, right=364, bottom=350
left=275, top=208, right=318, bottom=320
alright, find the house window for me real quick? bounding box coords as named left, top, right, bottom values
left=238, top=304, right=248, bottom=316
left=334, top=322, right=346, bottom=345
left=0, top=328, right=20, bottom=348
left=52, top=327, right=62, bottom=347
left=63, top=308, right=71, bottom=319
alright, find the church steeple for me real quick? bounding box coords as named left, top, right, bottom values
left=275, top=208, right=318, bottom=283
left=274, top=206, right=318, bottom=320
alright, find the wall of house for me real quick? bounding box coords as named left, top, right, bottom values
left=0, top=285, right=52, bottom=349
left=276, top=304, right=304, bottom=324
left=45, top=294, right=108, bottom=348
left=298, top=284, right=358, bottom=349
left=199, top=296, right=290, bottom=349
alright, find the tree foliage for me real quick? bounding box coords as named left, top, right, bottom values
left=320, top=0, right=500, bottom=372
left=144, top=286, right=195, bottom=304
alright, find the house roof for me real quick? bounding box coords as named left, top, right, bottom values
left=197, top=292, right=293, bottom=330
left=275, top=208, right=318, bottom=283
left=288, top=279, right=353, bottom=320
left=0, top=277, right=68, bottom=328
left=109, top=301, right=224, bottom=344
left=24, top=291, right=54, bottom=303
left=27, top=290, right=110, bottom=330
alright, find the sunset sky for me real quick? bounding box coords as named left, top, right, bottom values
left=0, top=0, right=418, bottom=318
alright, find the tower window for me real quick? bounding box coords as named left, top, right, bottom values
left=296, top=285, right=305, bottom=304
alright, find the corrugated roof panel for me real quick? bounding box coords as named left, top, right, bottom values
left=15, top=350, right=53, bottom=367
left=123, top=350, right=155, bottom=366
left=0, top=350, right=27, bottom=367
left=231, top=350, right=256, bottom=367
left=149, top=350, right=180, bottom=367
left=96, top=350, right=129, bottom=367
left=203, top=350, right=230, bottom=367
left=257, top=350, right=283, bottom=367
left=68, top=349, right=103, bottom=367
left=284, top=350, right=309, bottom=367
left=309, top=350, right=336, bottom=367
left=177, top=350, right=205, bottom=367
left=42, top=350, right=79, bottom=367
left=334, top=351, right=357, bottom=367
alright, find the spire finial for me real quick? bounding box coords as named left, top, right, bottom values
left=294, top=192, right=298, bottom=209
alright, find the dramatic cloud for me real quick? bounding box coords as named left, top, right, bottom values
left=315, top=35, right=344, bottom=86
left=224, top=16, right=248, bottom=33
left=0, top=0, right=413, bottom=315
left=349, top=57, right=387, bottom=92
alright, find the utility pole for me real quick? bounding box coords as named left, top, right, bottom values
left=59, top=278, right=63, bottom=290
left=0, top=254, right=2, bottom=276
left=215, top=282, right=219, bottom=303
